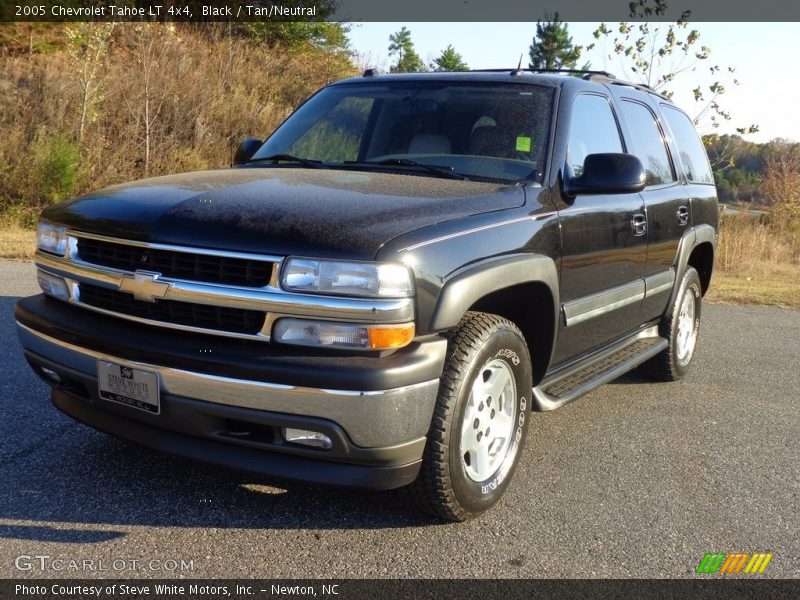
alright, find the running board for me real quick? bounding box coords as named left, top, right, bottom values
left=533, top=326, right=668, bottom=411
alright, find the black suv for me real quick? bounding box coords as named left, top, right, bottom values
left=16, top=69, right=717, bottom=521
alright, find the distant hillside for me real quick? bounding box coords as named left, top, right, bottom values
left=0, top=22, right=356, bottom=225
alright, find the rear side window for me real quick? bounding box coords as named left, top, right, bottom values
left=660, top=105, right=715, bottom=184
left=567, top=94, right=623, bottom=176
left=620, top=100, right=676, bottom=186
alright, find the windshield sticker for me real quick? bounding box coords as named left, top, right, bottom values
left=516, top=136, right=532, bottom=153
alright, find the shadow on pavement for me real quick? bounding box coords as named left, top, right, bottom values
left=0, top=525, right=125, bottom=544
left=1, top=294, right=438, bottom=540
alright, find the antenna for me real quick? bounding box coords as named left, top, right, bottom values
left=509, top=54, right=526, bottom=77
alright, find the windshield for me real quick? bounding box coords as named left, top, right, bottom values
left=251, top=81, right=555, bottom=183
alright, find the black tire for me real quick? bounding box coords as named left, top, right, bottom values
left=409, top=311, right=533, bottom=521
left=644, top=266, right=703, bottom=381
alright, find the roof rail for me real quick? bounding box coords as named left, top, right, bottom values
left=356, top=68, right=670, bottom=100
left=584, top=72, right=669, bottom=99
left=472, top=67, right=618, bottom=78
left=471, top=67, right=669, bottom=99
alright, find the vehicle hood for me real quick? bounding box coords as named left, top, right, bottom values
left=44, top=168, right=525, bottom=259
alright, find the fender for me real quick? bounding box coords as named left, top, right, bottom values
left=429, top=254, right=560, bottom=371
left=669, top=224, right=716, bottom=308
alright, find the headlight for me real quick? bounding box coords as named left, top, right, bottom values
left=36, top=222, right=67, bottom=256
left=281, top=258, right=414, bottom=298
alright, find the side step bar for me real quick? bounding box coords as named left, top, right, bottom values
left=533, top=326, right=668, bottom=411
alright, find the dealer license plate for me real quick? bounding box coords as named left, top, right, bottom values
left=97, top=361, right=160, bottom=414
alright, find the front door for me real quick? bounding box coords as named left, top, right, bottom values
left=552, top=92, right=649, bottom=365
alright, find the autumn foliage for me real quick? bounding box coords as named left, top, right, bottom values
left=0, top=23, right=355, bottom=225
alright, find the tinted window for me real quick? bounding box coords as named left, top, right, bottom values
left=620, top=100, right=675, bottom=186
left=254, top=82, right=556, bottom=183
left=661, top=105, right=714, bottom=184
left=287, top=96, right=373, bottom=163
left=567, top=94, right=623, bottom=176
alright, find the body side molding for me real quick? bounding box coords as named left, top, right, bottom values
left=562, top=279, right=645, bottom=327
left=644, top=268, right=676, bottom=297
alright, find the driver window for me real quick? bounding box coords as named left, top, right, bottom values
left=567, top=94, right=623, bottom=176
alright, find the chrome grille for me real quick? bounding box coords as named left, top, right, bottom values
left=34, top=231, right=414, bottom=341
left=77, top=237, right=272, bottom=287
left=78, top=283, right=266, bottom=335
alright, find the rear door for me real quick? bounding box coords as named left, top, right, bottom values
left=659, top=103, right=719, bottom=241
left=614, top=92, right=688, bottom=320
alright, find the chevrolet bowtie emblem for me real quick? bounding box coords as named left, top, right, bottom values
left=118, top=270, right=171, bottom=302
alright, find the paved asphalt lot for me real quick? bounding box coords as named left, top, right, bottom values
left=0, top=259, right=798, bottom=579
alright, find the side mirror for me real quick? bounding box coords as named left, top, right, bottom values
left=233, top=138, right=263, bottom=166
left=564, top=153, right=646, bottom=196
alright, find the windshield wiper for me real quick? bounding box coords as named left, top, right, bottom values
left=246, top=154, right=329, bottom=169
left=345, top=159, right=469, bottom=181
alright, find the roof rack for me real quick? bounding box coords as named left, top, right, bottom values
left=471, top=68, right=669, bottom=99
left=583, top=72, right=668, bottom=99
left=357, top=68, right=670, bottom=100
left=472, top=67, right=617, bottom=78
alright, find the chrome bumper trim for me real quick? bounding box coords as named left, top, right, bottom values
left=17, top=322, right=439, bottom=448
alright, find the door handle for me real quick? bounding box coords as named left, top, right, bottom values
left=677, top=206, right=690, bottom=226
left=631, top=213, right=647, bottom=236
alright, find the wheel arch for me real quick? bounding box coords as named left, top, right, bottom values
left=687, top=241, right=714, bottom=295
left=669, top=224, right=716, bottom=307
left=428, top=254, right=559, bottom=386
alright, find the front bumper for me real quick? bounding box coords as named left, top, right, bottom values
left=16, top=295, right=446, bottom=490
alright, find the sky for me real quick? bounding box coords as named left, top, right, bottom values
left=346, top=22, right=798, bottom=144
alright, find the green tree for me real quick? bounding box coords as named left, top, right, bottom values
left=188, top=0, right=350, bottom=53
left=528, top=13, right=583, bottom=70
left=388, top=27, right=424, bottom=73
left=705, top=133, right=765, bottom=200
left=430, top=45, right=468, bottom=71
left=240, top=22, right=351, bottom=53
left=32, top=130, right=79, bottom=205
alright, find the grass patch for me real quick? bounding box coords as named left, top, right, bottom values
left=707, top=265, right=800, bottom=309
left=0, top=226, right=35, bottom=259
left=710, top=213, right=800, bottom=309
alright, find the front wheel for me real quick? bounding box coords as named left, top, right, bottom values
left=409, top=312, right=533, bottom=521
left=644, top=266, right=703, bottom=381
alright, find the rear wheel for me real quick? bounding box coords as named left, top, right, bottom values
left=644, top=266, right=702, bottom=381
left=409, top=312, right=533, bottom=521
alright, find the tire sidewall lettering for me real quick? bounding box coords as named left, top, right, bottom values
left=448, top=324, right=533, bottom=514
left=495, top=348, right=520, bottom=366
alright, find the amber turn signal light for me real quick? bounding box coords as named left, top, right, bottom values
left=368, top=323, right=415, bottom=350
